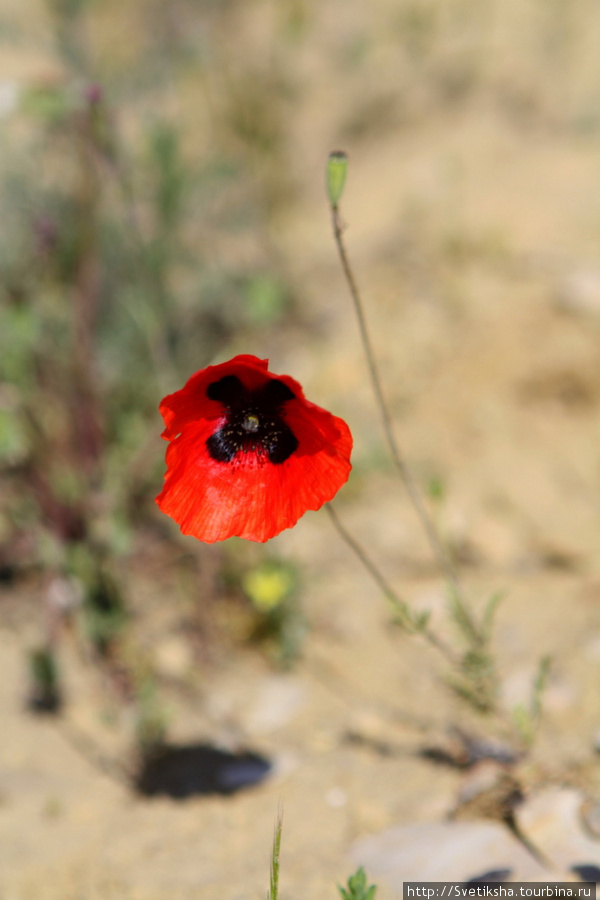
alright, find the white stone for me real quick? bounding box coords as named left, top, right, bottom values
left=350, top=820, right=551, bottom=888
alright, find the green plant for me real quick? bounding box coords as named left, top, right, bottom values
left=324, top=151, right=532, bottom=735
left=267, top=808, right=283, bottom=900
left=338, top=868, right=377, bottom=900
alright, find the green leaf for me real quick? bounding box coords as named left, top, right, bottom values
left=268, top=809, right=283, bottom=900
left=481, top=591, right=503, bottom=643
left=338, top=867, right=377, bottom=900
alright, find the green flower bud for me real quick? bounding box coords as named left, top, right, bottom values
left=326, top=150, right=348, bottom=208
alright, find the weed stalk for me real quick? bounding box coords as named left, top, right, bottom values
left=326, top=151, right=499, bottom=714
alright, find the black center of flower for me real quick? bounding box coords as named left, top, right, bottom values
left=206, top=375, right=299, bottom=465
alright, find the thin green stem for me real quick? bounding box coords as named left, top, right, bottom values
left=268, top=806, right=283, bottom=900
left=329, top=201, right=469, bottom=615
left=326, top=505, right=456, bottom=664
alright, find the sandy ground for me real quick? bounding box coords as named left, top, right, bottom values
left=3, top=1, right=600, bottom=897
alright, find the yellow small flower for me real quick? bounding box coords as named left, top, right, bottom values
left=243, top=566, right=294, bottom=613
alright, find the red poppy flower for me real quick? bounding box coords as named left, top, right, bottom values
left=156, top=355, right=352, bottom=543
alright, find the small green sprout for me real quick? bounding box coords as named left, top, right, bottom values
left=338, top=867, right=377, bottom=900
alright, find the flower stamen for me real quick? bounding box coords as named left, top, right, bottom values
left=205, top=376, right=298, bottom=465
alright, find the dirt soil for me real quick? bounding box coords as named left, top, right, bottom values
left=3, top=1, right=600, bottom=898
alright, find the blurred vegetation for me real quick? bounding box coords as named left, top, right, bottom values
left=0, top=0, right=299, bottom=570
left=3, top=0, right=600, bottom=743
left=0, top=0, right=306, bottom=730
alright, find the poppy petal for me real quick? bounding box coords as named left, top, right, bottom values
left=159, top=355, right=271, bottom=441
left=156, top=355, right=352, bottom=543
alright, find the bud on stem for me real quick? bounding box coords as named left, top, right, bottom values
left=326, top=150, right=348, bottom=208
